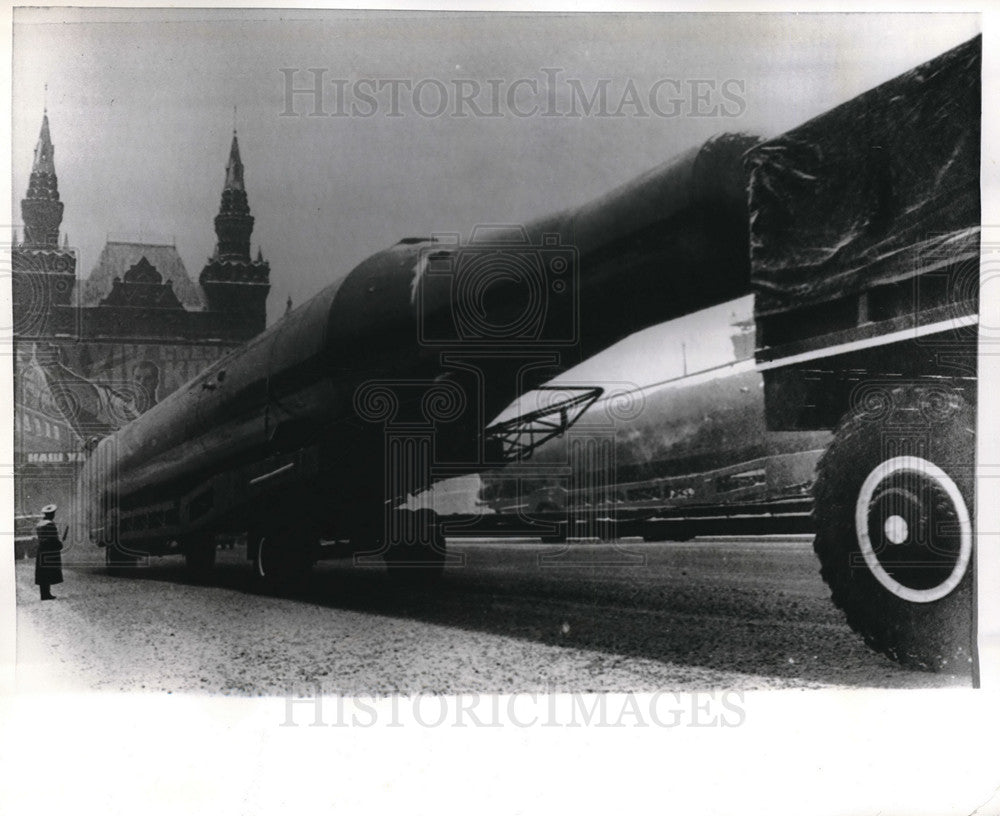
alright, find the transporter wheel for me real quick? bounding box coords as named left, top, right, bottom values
left=384, top=509, right=446, bottom=585
left=812, top=387, right=975, bottom=673
left=253, top=526, right=314, bottom=593
left=105, top=543, right=138, bottom=575
left=183, top=535, right=217, bottom=581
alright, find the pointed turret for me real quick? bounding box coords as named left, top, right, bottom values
left=21, top=112, right=64, bottom=246
left=13, top=109, right=77, bottom=331
left=34, top=113, right=56, bottom=174
left=213, top=130, right=254, bottom=260
left=224, top=132, right=245, bottom=192
left=200, top=129, right=270, bottom=334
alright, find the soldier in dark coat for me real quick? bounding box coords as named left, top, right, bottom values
left=34, top=504, right=63, bottom=601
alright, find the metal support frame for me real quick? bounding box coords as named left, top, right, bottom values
left=484, top=386, right=603, bottom=462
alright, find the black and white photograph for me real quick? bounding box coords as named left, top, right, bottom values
left=3, top=5, right=998, bottom=815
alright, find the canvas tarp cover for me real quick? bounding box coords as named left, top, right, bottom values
left=746, top=35, right=980, bottom=318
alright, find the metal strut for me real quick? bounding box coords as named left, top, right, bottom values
left=484, top=386, right=603, bottom=462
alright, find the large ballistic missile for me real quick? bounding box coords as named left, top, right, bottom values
left=82, top=132, right=759, bottom=571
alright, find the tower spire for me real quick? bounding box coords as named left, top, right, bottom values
left=33, top=113, right=55, bottom=175
left=13, top=103, right=78, bottom=320
left=22, top=108, right=63, bottom=246
left=213, top=131, right=252, bottom=258
left=224, top=130, right=246, bottom=193
left=200, top=129, right=270, bottom=333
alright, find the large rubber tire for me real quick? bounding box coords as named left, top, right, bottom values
left=384, top=509, right=446, bottom=585
left=812, top=387, right=975, bottom=673
left=252, top=526, right=314, bottom=594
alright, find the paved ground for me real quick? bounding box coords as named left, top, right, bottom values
left=13, top=536, right=971, bottom=694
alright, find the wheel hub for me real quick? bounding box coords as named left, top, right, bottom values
left=883, top=514, right=909, bottom=545
left=855, top=456, right=971, bottom=603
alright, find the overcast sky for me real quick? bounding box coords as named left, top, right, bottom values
left=13, top=9, right=980, bottom=331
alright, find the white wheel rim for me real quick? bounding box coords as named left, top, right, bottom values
left=855, top=456, right=972, bottom=603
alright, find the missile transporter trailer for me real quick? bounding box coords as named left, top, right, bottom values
left=81, top=129, right=757, bottom=586
left=82, top=36, right=980, bottom=672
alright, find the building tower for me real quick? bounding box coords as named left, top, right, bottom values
left=22, top=111, right=63, bottom=247
left=199, top=131, right=270, bottom=334
left=13, top=110, right=77, bottom=331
